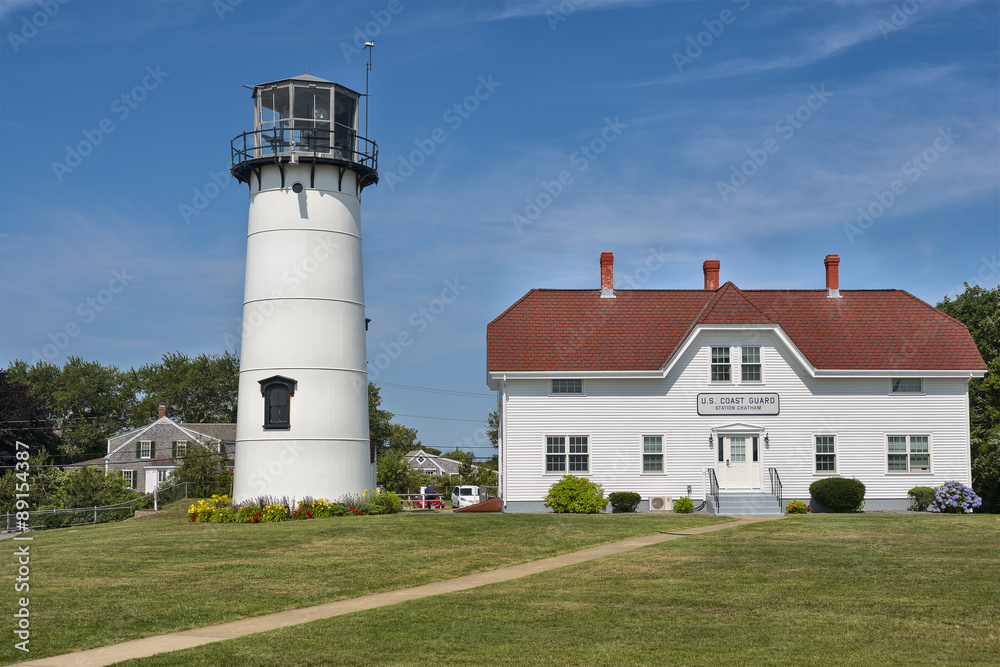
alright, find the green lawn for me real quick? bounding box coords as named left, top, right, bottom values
left=0, top=500, right=729, bottom=665
left=112, top=514, right=1000, bottom=667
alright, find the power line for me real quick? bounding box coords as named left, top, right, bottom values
left=377, top=382, right=494, bottom=399
left=393, top=413, right=484, bottom=423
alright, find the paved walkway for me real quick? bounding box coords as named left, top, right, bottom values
left=16, top=516, right=781, bottom=667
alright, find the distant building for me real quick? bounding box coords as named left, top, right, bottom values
left=405, top=449, right=478, bottom=478
left=94, top=405, right=235, bottom=494
left=487, top=253, right=986, bottom=514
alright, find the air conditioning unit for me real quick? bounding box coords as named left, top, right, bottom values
left=648, top=495, right=672, bottom=512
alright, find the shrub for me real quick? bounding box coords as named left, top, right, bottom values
left=785, top=499, right=812, bottom=514
left=929, top=481, right=982, bottom=514
left=673, top=497, right=695, bottom=513
left=544, top=475, right=608, bottom=514
left=608, top=492, right=641, bottom=513
left=809, top=477, right=866, bottom=512
left=907, top=486, right=935, bottom=512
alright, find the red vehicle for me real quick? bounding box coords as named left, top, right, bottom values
left=415, top=486, right=443, bottom=509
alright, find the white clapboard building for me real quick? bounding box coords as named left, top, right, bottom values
left=487, top=253, right=986, bottom=514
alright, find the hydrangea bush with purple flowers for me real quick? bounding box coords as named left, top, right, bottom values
left=929, top=481, right=982, bottom=514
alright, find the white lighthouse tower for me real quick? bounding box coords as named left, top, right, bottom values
left=230, top=74, right=378, bottom=503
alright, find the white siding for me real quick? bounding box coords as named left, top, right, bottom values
left=501, top=331, right=972, bottom=505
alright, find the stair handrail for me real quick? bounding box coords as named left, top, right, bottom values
left=768, top=468, right=782, bottom=509
left=707, top=468, right=720, bottom=510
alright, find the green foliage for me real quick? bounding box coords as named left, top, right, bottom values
left=376, top=449, right=418, bottom=493
left=608, top=491, right=641, bottom=513
left=131, top=350, right=239, bottom=424
left=0, top=452, right=66, bottom=514
left=171, top=443, right=233, bottom=497
left=487, top=410, right=500, bottom=447
left=785, top=499, right=812, bottom=514
left=544, top=475, right=608, bottom=514
left=56, top=466, right=141, bottom=509
left=365, top=490, right=402, bottom=515
left=937, top=285, right=1000, bottom=512
left=7, top=357, right=140, bottom=462
left=907, top=486, right=935, bottom=512
left=809, top=477, right=866, bottom=512
left=673, top=497, right=695, bottom=513
left=0, top=369, right=58, bottom=460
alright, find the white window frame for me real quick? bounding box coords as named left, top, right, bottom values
left=121, top=470, right=136, bottom=489
left=641, top=435, right=664, bottom=474
left=740, top=346, right=762, bottom=383
left=174, top=441, right=187, bottom=458
left=710, top=346, right=731, bottom=383
left=544, top=435, right=590, bottom=474
left=886, top=435, right=931, bottom=474
left=551, top=379, right=584, bottom=395
left=813, top=435, right=837, bottom=474
left=890, top=378, right=924, bottom=394
left=139, top=441, right=152, bottom=460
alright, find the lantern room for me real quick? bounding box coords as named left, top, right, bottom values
left=231, top=74, right=378, bottom=189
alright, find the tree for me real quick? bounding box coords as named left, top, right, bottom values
left=132, top=351, right=239, bottom=423
left=376, top=449, right=417, bottom=493
left=0, top=369, right=58, bottom=463
left=486, top=410, right=499, bottom=448
left=7, top=357, right=140, bottom=462
left=170, top=442, right=232, bottom=497
left=937, top=284, right=1000, bottom=511
left=368, top=382, right=423, bottom=453
left=56, top=467, right=137, bottom=509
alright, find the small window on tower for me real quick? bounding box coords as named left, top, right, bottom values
left=259, top=375, right=297, bottom=430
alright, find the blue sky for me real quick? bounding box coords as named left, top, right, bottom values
left=1, top=0, right=997, bottom=456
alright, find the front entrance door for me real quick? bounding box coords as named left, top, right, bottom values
left=145, top=469, right=159, bottom=493
left=717, top=434, right=759, bottom=489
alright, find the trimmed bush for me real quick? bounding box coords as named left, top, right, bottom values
left=907, top=486, right=935, bottom=512
left=608, top=492, right=641, bottom=513
left=544, top=475, right=608, bottom=514
left=809, top=477, right=866, bottom=512
left=785, top=499, right=812, bottom=514
left=673, top=497, right=695, bottom=513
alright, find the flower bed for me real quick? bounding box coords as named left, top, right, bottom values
left=187, top=489, right=402, bottom=524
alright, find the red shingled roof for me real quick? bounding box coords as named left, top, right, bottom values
left=486, top=284, right=985, bottom=373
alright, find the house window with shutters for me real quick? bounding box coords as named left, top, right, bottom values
left=172, top=441, right=188, bottom=458
left=137, top=440, right=154, bottom=460
left=259, top=375, right=297, bottom=430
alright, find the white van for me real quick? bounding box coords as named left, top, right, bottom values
left=451, top=485, right=484, bottom=509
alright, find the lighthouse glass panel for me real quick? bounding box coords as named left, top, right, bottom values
left=258, top=87, right=290, bottom=155
left=333, top=92, right=357, bottom=160
left=293, top=86, right=331, bottom=152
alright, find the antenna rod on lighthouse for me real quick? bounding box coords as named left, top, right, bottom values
left=364, top=41, right=374, bottom=140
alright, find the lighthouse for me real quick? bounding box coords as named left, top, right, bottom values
left=230, top=74, right=378, bottom=503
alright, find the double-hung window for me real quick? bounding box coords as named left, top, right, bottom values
left=887, top=435, right=930, bottom=473
left=711, top=347, right=731, bottom=382
left=137, top=441, right=153, bottom=460
left=172, top=441, right=188, bottom=458
left=741, top=346, right=761, bottom=382
left=121, top=470, right=136, bottom=489
left=545, top=435, right=589, bottom=473
left=814, top=435, right=836, bottom=473
left=642, top=436, right=664, bottom=473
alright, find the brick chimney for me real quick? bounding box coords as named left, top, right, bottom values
left=825, top=254, right=841, bottom=298
left=158, top=404, right=167, bottom=419
left=703, top=260, right=720, bottom=290
left=600, top=252, right=615, bottom=298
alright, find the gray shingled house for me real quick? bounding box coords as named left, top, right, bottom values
left=99, top=405, right=236, bottom=493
